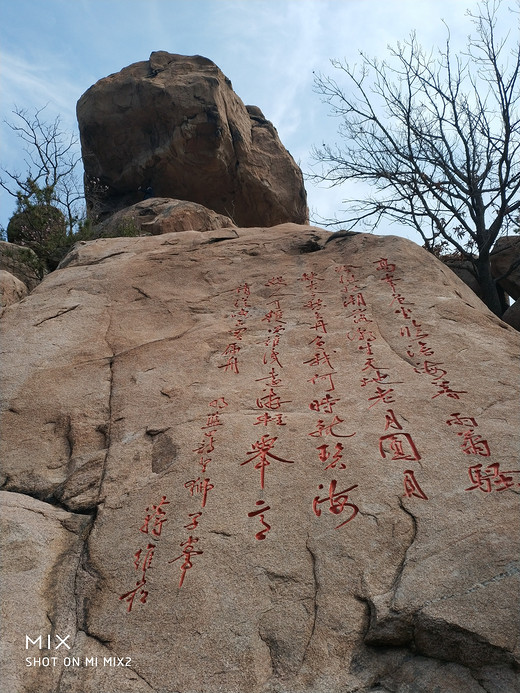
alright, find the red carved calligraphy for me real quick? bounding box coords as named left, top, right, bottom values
left=120, top=495, right=169, bottom=612
left=169, top=537, right=203, bottom=588
left=247, top=500, right=272, bottom=540
left=218, top=283, right=252, bottom=374
left=379, top=432, right=421, bottom=462
left=309, top=416, right=356, bottom=439
left=312, top=481, right=359, bottom=529
left=140, top=495, right=169, bottom=537
left=239, top=276, right=294, bottom=540
left=173, top=397, right=228, bottom=588
left=184, top=477, right=214, bottom=508
left=240, top=435, right=294, bottom=489
left=310, top=393, right=340, bottom=413
left=403, top=470, right=428, bottom=500
left=367, top=386, right=396, bottom=408
left=465, top=463, right=520, bottom=492
left=317, top=442, right=346, bottom=470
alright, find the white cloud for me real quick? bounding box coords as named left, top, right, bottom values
left=0, top=52, right=82, bottom=123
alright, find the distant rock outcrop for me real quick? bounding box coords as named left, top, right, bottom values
left=77, top=52, right=308, bottom=227
left=442, top=255, right=482, bottom=298
left=1, top=218, right=518, bottom=693
left=0, top=269, right=28, bottom=309
left=502, top=298, right=520, bottom=330
left=0, top=240, right=40, bottom=291
left=491, top=235, right=520, bottom=300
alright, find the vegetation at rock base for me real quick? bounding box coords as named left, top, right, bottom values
left=5, top=180, right=70, bottom=277
left=312, top=0, right=520, bottom=316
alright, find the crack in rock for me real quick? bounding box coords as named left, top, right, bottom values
left=419, top=561, right=520, bottom=609
left=33, top=304, right=80, bottom=326
left=362, top=499, right=418, bottom=648
left=94, top=309, right=116, bottom=506
left=301, top=536, right=319, bottom=667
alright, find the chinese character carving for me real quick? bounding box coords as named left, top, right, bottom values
left=133, top=543, right=156, bottom=576
left=247, top=500, right=271, bottom=540
left=240, top=435, right=295, bottom=489
left=317, top=443, right=346, bottom=470
left=312, top=481, right=359, bottom=529
left=446, top=412, right=478, bottom=428
left=309, top=417, right=356, bottom=439
left=374, top=258, right=396, bottom=272
left=458, top=431, right=491, bottom=457
left=254, top=412, right=287, bottom=427
left=465, top=463, right=520, bottom=492
left=431, top=381, right=467, bottom=400
left=310, top=394, right=340, bottom=414
left=368, top=386, right=396, bottom=408
left=256, top=388, right=291, bottom=410
left=140, top=496, right=169, bottom=537
left=119, top=579, right=148, bottom=613
left=403, top=470, right=428, bottom=500
left=379, top=433, right=421, bottom=461
left=184, top=477, right=214, bottom=508
left=169, top=537, right=203, bottom=588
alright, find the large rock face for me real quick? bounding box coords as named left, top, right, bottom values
left=1, top=222, right=519, bottom=693
left=77, top=52, right=308, bottom=227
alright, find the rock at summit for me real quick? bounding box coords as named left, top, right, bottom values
left=77, top=52, right=308, bottom=227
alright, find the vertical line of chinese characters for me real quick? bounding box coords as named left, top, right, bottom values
left=218, top=283, right=252, bottom=374
left=241, top=276, right=294, bottom=540
left=300, top=269, right=359, bottom=530
left=336, top=263, right=427, bottom=501
left=119, top=496, right=169, bottom=612
left=168, top=397, right=229, bottom=587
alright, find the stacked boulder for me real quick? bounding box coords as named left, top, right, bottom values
left=77, top=51, right=308, bottom=227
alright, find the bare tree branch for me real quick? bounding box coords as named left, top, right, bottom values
left=0, top=105, right=84, bottom=234
left=311, top=0, right=520, bottom=316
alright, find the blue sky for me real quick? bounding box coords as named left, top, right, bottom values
left=1, top=0, right=477, bottom=238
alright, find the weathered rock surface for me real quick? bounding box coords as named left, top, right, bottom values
left=1, top=222, right=519, bottom=693
left=0, top=269, right=29, bottom=309
left=77, top=52, right=308, bottom=227
left=94, top=197, right=235, bottom=237
left=491, top=235, right=520, bottom=300
left=0, top=492, right=93, bottom=693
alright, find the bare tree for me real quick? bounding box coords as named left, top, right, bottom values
left=311, top=0, right=519, bottom=316
left=0, top=106, right=84, bottom=234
